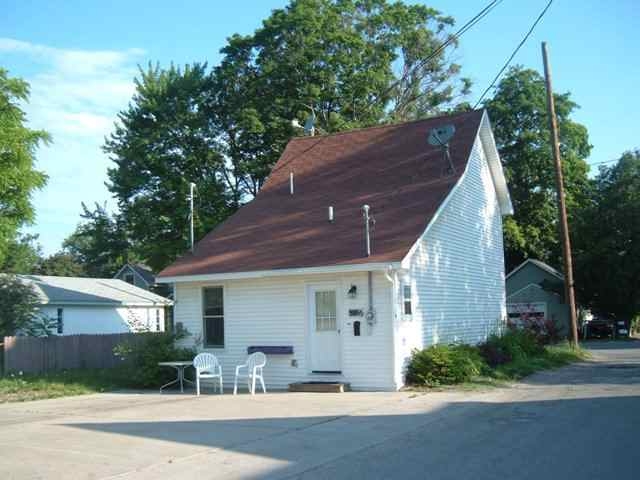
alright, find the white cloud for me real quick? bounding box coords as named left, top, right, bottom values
left=0, top=38, right=145, bottom=254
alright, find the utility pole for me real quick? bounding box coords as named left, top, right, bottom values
left=188, top=182, right=196, bottom=253
left=541, top=42, right=579, bottom=347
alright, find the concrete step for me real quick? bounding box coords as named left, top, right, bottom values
left=288, top=381, right=351, bottom=393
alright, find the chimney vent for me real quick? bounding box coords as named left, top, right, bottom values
left=328, top=206, right=334, bottom=223
left=289, top=172, right=294, bottom=195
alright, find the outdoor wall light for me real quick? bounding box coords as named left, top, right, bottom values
left=348, top=285, right=357, bottom=299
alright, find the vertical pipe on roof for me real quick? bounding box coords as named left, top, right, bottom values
left=289, top=172, right=294, bottom=195
left=362, top=204, right=371, bottom=256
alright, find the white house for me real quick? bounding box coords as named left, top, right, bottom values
left=158, top=109, right=513, bottom=391
left=16, top=275, right=172, bottom=335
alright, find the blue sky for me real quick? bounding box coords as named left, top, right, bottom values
left=1, top=0, right=638, bottom=255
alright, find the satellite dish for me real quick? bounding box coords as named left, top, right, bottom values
left=427, top=124, right=456, bottom=146
left=427, top=124, right=456, bottom=175
left=303, top=113, right=316, bottom=136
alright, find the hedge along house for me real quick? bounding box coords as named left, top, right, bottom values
left=158, top=109, right=513, bottom=391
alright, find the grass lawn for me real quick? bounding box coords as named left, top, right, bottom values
left=0, top=369, right=131, bottom=403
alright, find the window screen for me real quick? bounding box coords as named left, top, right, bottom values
left=403, top=285, right=412, bottom=315
left=203, top=287, right=224, bottom=347
left=57, top=308, right=64, bottom=334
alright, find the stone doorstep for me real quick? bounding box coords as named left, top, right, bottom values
left=288, top=382, right=352, bottom=393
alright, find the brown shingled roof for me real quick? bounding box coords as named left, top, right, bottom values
left=158, top=109, right=485, bottom=278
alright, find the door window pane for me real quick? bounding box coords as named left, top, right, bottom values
left=315, top=290, right=337, bottom=331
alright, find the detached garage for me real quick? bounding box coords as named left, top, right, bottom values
left=506, top=259, right=569, bottom=333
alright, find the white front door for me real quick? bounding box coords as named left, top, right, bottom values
left=309, top=285, right=341, bottom=372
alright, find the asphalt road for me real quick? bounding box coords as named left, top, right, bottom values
left=1, top=340, right=638, bottom=479
left=295, top=341, right=640, bottom=479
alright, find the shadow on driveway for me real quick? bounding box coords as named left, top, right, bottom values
left=61, top=394, right=640, bottom=480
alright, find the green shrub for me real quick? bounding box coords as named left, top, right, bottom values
left=477, top=329, right=545, bottom=368
left=113, top=332, right=197, bottom=388
left=405, top=344, right=487, bottom=386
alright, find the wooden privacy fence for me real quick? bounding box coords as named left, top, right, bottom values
left=2, top=333, right=152, bottom=374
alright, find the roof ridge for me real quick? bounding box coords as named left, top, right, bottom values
left=289, top=109, right=484, bottom=142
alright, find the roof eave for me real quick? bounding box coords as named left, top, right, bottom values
left=479, top=110, right=514, bottom=216
left=157, top=261, right=402, bottom=284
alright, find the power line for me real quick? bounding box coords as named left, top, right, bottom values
left=589, top=151, right=638, bottom=166
left=403, top=0, right=503, bottom=80
left=367, top=0, right=503, bottom=111
left=473, top=0, right=554, bottom=109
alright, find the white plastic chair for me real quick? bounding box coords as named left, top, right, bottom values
left=233, top=352, right=267, bottom=395
left=193, top=353, right=223, bottom=395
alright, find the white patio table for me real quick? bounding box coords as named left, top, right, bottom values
left=158, top=361, right=195, bottom=393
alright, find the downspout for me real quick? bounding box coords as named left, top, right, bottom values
left=384, top=265, right=399, bottom=390
left=365, top=271, right=376, bottom=332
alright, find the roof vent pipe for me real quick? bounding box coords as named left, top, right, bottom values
left=328, top=206, right=334, bottom=223
left=289, top=172, right=294, bottom=195
left=362, top=204, right=372, bottom=257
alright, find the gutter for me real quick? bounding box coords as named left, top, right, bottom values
left=158, top=261, right=402, bottom=284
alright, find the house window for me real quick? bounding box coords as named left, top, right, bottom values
left=155, top=309, right=161, bottom=331
left=56, top=308, right=64, bottom=334
left=403, top=285, right=412, bottom=315
left=203, top=287, right=224, bottom=347
left=124, top=273, right=135, bottom=285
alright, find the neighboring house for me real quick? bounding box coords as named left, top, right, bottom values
left=505, top=259, right=569, bottom=333
left=158, top=109, right=513, bottom=391
left=114, top=263, right=156, bottom=291
left=16, top=275, right=172, bottom=335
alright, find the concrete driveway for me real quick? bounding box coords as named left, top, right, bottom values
left=1, top=340, right=638, bottom=479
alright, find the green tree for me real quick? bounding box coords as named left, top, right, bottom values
left=0, top=233, right=41, bottom=274
left=574, top=151, right=640, bottom=319
left=105, top=1, right=469, bottom=269
left=0, top=274, right=42, bottom=336
left=35, top=252, right=85, bottom=277
left=63, top=202, right=133, bottom=277
left=0, top=69, right=49, bottom=266
left=485, top=67, right=591, bottom=270
left=213, top=0, right=470, bottom=198
left=104, top=64, right=231, bottom=271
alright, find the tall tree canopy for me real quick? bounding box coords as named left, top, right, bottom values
left=105, top=0, right=469, bottom=270
left=214, top=0, right=470, bottom=198
left=35, top=252, right=85, bottom=277
left=485, top=67, right=591, bottom=271
left=104, top=63, right=231, bottom=271
left=63, top=202, right=134, bottom=277
left=0, top=69, right=49, bottom=266
left=573, top=151, right=640, bottom=319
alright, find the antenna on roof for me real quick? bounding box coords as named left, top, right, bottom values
left=187, top=182, right=197, bottom=252
left=427, top=124, right=456, bottom=175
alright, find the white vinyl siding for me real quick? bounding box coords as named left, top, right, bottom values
left=398, top=135, right=506, bottom=385
left=173, top=271, right=394, bottom=390
left=39, top=306, right=165, bottom=335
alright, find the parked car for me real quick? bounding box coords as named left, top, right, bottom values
left=582, top=316, right=629, bottom=339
